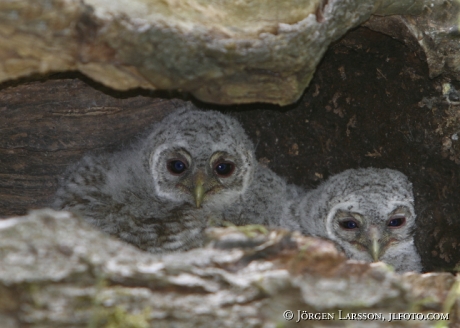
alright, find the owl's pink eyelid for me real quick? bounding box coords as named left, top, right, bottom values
left=339, top=218, right=359, bottom=230
left=387, top=216, right=406, bottom=228
left=166, top=159, right=189, bottom=175
left=213, top=161, right=235, bottom=177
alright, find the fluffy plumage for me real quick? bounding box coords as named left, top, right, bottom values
left=53, top=105, right=299, bottom=253
left=223, top=164, right=302, bottom=231
left=294, top=168, right=422, bottom=273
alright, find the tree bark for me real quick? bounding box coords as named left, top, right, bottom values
left=0, top=209, right=458, bottom=327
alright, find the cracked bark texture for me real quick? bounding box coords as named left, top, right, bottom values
left=0, top=0, right=454, bottom=105
left=0, top=209, right=458, bottom=327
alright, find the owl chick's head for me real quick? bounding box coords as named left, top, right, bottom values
left=323, top=168, right=416, bottom=263
left=144, top=106, right=255, bottom=210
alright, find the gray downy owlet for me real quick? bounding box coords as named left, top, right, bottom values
left=293, top=168, right=422, bottom=273
left=53, top=105, right=299, bottom=253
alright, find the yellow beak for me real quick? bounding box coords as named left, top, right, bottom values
left=193, top=173, right=205, bottom=208
left=368, top=227, right=381, bottom=262
left=371, top=237, right=380, bottom=262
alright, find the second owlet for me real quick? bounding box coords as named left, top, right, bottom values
left=294, top=168, right=422, bottom=273
left=53, top=106, right=299, bottom=253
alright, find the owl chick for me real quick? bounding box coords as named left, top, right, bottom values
left=295, top=168, right=422, bottom=273
left=53, top=106, right=257, bottom=253
left=53, top=106, right=299, bottom=253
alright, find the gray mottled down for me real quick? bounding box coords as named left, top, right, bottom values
left=292, top=168, right=422, bottom=273
left=53, top=105, right=300, bottom=253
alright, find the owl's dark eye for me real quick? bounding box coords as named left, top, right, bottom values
left=340, top=219, right=359, bottom=230
left=167, top=159, right=188, bottom=175
left=214, top=161, right=235, bottom=177
left=388, top=216, right=406, bottom=228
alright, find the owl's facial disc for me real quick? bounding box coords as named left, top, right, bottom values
left=184, top=158, right=237, bottom=208
left=188, top=152, right=238, bottom=208
left=335, top=206, right=412, bottom=262
left=166, top=160, right=206, bottom=208
left=159, top=148, right=242, bottom=208
left=335, top=214, right=383, bottom=261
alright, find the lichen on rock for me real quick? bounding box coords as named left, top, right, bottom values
left=0, top=209, right=458, bottom=327
left=0, top=0, right=453, bottom=105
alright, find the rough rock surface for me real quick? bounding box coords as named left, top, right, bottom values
left=0, top=209, right=458, bottom=327
left=0, top=0, right=451, bottom=105
left=366, top=2, right=460, bottom=83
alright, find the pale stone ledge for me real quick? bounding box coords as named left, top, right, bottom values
left=0, top=0, right=453, bottom=105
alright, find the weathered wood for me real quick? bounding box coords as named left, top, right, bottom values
left=0, top=77, right=186, bottom=216
left=0, top=209, right=458, bottom=327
